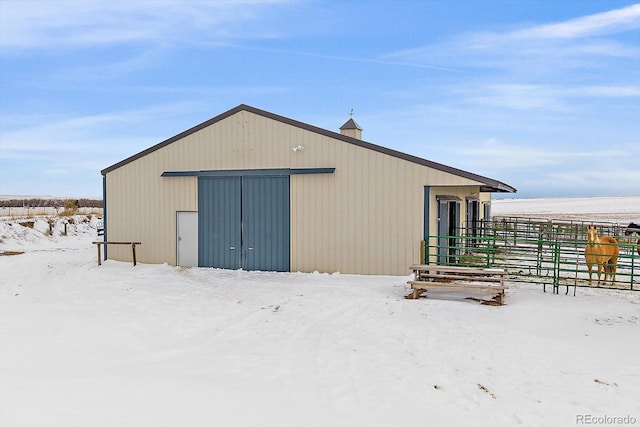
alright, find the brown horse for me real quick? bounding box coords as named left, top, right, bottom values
left=584, top=225, right=619, bottom=284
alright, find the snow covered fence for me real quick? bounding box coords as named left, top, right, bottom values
left=0, top=207, right=103, bottom=218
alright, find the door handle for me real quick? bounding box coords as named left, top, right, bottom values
left=248, top=247, right=254, bottom=250
left=230, top=246, right=236, bottom=250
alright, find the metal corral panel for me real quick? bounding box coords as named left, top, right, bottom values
left=198, top=177, right=241, bottom=269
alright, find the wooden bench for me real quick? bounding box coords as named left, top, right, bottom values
left=407, top=264, right=508, bottom=305
left=92, top=241, right=141, bottom=266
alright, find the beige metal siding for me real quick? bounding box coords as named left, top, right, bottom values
left=105, top=173, right=196, bottom=264
left=105, top=110, right=487, bottom=275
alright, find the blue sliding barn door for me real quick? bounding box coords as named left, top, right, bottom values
left=198, top=177, right=242, bottom=269
left=242, top=176, right=290, bottom=272
left=198, top=175, right=290, bottom=272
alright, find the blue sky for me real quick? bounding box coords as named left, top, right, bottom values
left=1, top=0, right=639, bottom=199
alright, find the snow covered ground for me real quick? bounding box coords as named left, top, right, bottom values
left=492, top=195, right=640, bottom=223
left=1, top=198, right=639, bottom=427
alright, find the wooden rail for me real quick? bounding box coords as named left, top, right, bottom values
left=92, top=241, right=141, bottom=266
left=407, top=264, right=508, bottom=305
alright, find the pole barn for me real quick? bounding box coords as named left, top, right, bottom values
left=101, top=104, right=515, bottom=275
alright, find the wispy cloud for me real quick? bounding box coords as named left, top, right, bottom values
left=459, top=83, right=640, bottom=112
left=386, top=3, right=640, bottom=71
left=461, top=84, right=569, bottom=111
left=452, top=138, right=629, bottom=170
left=511, top=3, right=640, bottom=39
left=449, top=138, right=640, bottom=197
left=381, top=4, right=640, bottom=120
left=0, top=0, right=292, bottom=51
left=520, top=168, right=640, bottom=197
left=227, top=44, right=465, bottom=72
left=0, top=104, right=197, bottom=162
left=570, top=85, right=640, bottom=97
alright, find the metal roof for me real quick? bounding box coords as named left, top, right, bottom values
left=101, top=104, right=516, bottom=193
left=339, top=118, right=363, bottom=131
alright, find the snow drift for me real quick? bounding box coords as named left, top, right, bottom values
left=1, top=199, right=639, bottom=427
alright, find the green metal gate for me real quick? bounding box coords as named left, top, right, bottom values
left=422, top=217, right=638, bottom=291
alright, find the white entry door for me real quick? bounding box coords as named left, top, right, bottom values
left=177, top=211, right=198, bottom=267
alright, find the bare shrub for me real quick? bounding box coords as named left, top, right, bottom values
left=60, top=200, right=79, bottom=217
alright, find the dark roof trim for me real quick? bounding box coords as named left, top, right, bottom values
left=102, top=104, right=515, bottom=193
left=161, top=168, right=335, bottom=177
left=436, top=195, right=462, bottom=201
left=480, top=184, right=514, bottom=193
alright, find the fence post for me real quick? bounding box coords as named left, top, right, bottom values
left=537, top=225, right=543, bottom=276
left=96, top=243, right=102, bottom=266
left=492, top=227, right=498, bottom=265
left=132, top=243, right=137, bottom=266
left=553, top=238, right=561, bottom=294
left=484, top=239, right=490, bottom=268
left=631, top=254, right=635, bottom=291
